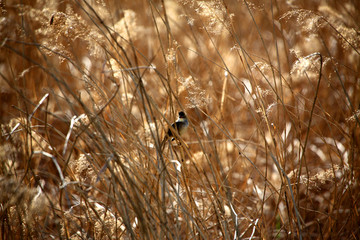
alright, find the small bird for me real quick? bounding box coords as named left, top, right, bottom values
left=161, top=111, right=189, bottom=149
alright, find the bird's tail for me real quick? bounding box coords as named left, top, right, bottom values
left=160, top=136, right=168, bottom=152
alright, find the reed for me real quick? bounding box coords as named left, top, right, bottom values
left=1, top=0, right=359, bottom=239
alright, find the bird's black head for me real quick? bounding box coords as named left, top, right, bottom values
left=178, top=111, right=186, bottom=118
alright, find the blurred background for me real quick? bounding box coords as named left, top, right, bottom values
left=1, top=0, right=359, bottom=239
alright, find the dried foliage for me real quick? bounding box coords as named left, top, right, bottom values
left=1, top=0, right=359, bottom=239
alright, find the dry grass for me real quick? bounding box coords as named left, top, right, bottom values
left=1, top=0, right=359, bottom=239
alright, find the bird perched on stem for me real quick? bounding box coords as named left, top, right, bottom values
left=161, top=111, right=189, bottom=150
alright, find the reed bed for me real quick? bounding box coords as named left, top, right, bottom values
left=1, top=0, right=359, bottom=239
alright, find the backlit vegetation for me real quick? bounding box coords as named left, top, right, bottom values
left=1, top=0, right=359, bottom=239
